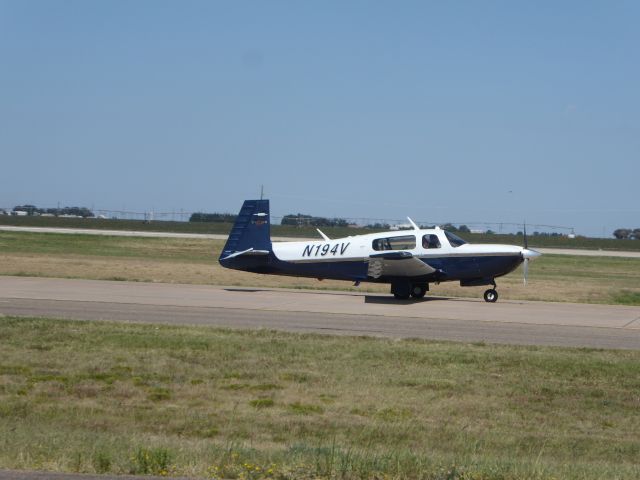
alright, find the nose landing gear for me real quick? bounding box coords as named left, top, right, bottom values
left=483, top=288, right=498, bottom=303
left=482, top=279, right=499, bottom=303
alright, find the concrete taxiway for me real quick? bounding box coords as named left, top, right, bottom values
left=1, top=276, right=638, bottom=349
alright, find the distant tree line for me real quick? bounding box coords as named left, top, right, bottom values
left=189, top=212, right=237, bottom=223
left=365, top=222, right=391, bottom=229
left=10, top=204, right=94, bottom=217
left=530, top=231, right=566, bottom=237
left=440, top=224, right=471, bottom=233
left=281, top=214, right=349, bottom=228
left=613, top=229, right=640, bottom=240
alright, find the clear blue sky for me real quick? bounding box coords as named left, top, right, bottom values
left=1, top=1, right=638, bottom=236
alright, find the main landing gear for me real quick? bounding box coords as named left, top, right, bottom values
left=391, top=282, right=428, bottom=300
left=410, top=284, right=428, bottom=299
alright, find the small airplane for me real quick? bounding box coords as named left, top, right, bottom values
left=219, top=199, right=541, bottom=302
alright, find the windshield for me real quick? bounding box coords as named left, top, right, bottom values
left=444, top=231, right=467, bottom=248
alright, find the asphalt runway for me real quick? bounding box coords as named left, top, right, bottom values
left=1, top=276, right=639, bottom=349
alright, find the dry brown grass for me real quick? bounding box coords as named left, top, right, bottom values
left=1, top=233, right=639, bottom=304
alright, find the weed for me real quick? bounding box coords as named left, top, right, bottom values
left=250, top=383, right=282, bottom=391
left=610, top=290, right=640, bottom=305
left=280, top=372, right=310, bottom=383
left=375, top=407, right=413, bottom=422
left=249, top=398, right=275, bottom=409
left=130, top=446, right=172, bottom=475
left=147, top=386, right=171, bottom=401
left=92, top=450, right=112, bottom=473
left=287, top=402, right=324, bottom=415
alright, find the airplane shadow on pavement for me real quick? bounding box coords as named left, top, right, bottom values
left=224, top=288, right=265, bottom=293
left=364, top=295, right=453, bottom=305
left=224, top=288, right=469, bottom=304
left=224, top=287, right=363, bottom=297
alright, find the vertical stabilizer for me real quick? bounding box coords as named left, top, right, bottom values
left=220, top=199, right=272, bottom=260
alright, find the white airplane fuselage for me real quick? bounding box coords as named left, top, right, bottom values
left=219, top=199, right=540, bottom=301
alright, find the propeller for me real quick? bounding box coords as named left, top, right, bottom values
left=523, top=223, right=528, bottom=285
left=521, top=222, right=541, bottom=285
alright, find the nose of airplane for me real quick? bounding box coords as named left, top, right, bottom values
left=521, top=248, right=542, bottom=260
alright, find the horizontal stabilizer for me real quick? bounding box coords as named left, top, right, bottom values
left=221, top=248, right=270, bottom=260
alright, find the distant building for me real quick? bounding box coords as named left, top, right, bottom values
left=390, top=223, right=413, bottom=231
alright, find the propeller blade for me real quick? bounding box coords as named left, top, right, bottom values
left=523, top=222, right=528, bottom=250
left=521, top=246, right=540, bottom=286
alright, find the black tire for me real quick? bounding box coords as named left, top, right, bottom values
left=410, top=285, right=427, bottom=299
left=483, top=289, right=498, bottom=303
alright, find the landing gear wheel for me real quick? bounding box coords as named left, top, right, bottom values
left=391, top=281, right=411, bottom=300
left=483, top=289, right=498, bottom=303
left=410, top=285, right=427, bottom=299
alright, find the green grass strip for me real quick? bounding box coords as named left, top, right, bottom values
left=1, top=317, right=639, bottom=479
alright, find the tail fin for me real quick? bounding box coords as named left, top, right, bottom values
left=219, top=199, right=272, bottom=261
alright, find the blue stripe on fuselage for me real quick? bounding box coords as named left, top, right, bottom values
left=425, top=254, right=522, bottom=281
left=221, top=253, right=522, bottom=283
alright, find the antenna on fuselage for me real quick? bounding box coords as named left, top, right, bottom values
left=317, top=229, right=330, bottom=241
left=407, top=217, right=419, bottom=230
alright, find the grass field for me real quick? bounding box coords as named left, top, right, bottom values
left=1, top=317, right=639, bottom=479
left=2, top=214, right=640, bottom=251
left=1, top=231, right=640, bottom=305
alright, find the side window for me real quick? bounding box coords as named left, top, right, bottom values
left=372, top=235, right=416, bottom=251
left=372, top=238, right=388, bottom=251
left=422, top=234, right=441, bottom=249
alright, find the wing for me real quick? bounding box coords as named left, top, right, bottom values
left=367, top=252, right=436, bottom=279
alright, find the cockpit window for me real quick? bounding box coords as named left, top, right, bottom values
left=444, top=231, right=467, bottom=248
left=372, top=235, right=416, bottom=251
left=422, top=234, right=441, bottom=249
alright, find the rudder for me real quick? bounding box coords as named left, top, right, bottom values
left=219, top=199, right=272, bottom=261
